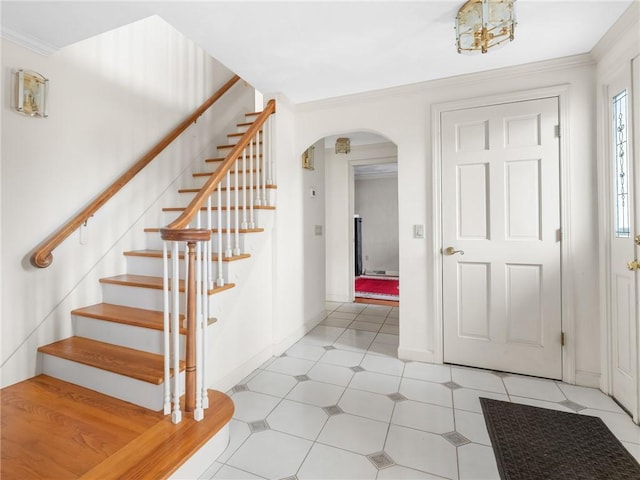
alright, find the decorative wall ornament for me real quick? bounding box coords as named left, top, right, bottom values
left=302, top=146, right=315, bottom=170
left=455, top=0, right=516, bottom=54
left=15, top=69, right=49, bottom=117
left=335, top=137, right=351, bottom=154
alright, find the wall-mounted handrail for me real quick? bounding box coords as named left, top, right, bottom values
left=30, top=75, right=241, bottom=269
left=163, top=99, right=276, bottom=231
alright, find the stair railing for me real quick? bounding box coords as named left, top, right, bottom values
left=160, top=100, right=276, bottom=422
left=30, top=75, right=241, bottom=269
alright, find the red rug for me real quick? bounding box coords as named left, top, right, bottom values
left=355, top=276, right=399, bottom=301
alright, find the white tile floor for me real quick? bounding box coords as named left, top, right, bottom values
left=200, top=302, right=640, bottom=480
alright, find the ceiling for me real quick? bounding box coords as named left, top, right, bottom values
left=1, top=1, right=634, bottom=104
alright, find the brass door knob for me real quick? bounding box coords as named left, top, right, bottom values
left=627, top=260, right=640, bottom=271
left=444, top=247, right=465, bottom=256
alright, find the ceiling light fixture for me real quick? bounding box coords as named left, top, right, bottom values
left=455, top=0, right=516, bottom=54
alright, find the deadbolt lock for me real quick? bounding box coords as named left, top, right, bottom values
left=627, top=260, right=640, bottom=271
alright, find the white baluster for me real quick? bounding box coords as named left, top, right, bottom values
left=225, top=171, right=232, bottom=258
left=194, top=238, right=204, bottom=421
left=240, top=150, right=248, bottom=230
left=254, top=131, right=262, bottom=207
left=162, top=241, right=171, bottom=415
left=267, top=116, right=274, bottom=187
left=261, top=128, right=267, bottom=206
left=207, top=195, right=214, bottom=289
left=249, top=138, right=255, bottom=229
left=171, top=241, right=182, bottom=424
left=216, top=186, right=224, bottom=286
left=233, top=157, right=241, bottom=255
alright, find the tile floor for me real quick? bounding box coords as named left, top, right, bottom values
left=200, top=302, right=640, bottom=480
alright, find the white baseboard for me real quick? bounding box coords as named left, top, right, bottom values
left=575, top=370, right=600, bottom=388
left=211, top=346, right=274, bottom=394
left=398, top=346, right=436, bottom=364
left=326, top=293, right=351, bottom=303
left=273, top=312, right=325, bottom=356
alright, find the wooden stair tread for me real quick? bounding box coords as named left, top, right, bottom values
left=205, top=155, right=263, bottom=162
left=178, top=185, right=277, bottom=193
left=1, top=375, right=232, bottom=479
left=218, top=142, right=262, bottom=150
left=145, top=227, right=264, bottom=234
left=193, top=169, right=260, bottom=176
left=71, top=303, right=187, bottom=334
left=38, top=337, right=182, bottom=385
left=80, top=389, right=233, bottom=480
left=99, top=274, right=235, bottom=295
left=228, top=131, right=262, bottom=139
left=124, top=249, right=251, bottom=262
left=163, top=205, right=275, bottom=211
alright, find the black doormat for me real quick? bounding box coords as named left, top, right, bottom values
left=480, top=397, right=640, bottom=480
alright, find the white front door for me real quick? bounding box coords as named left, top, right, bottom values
left=607, top=60, right=639, bottom=421
left=441, top=97, right=562, bottom=379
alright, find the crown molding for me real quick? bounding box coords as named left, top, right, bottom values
left=1, top=26, right=59, bottom=56
left=294, top=54, right=594, bottom=111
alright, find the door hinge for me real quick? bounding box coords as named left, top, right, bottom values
left=556, top=228, right=562, bottom=242
left=561, top=332, right=565, bottom=346
left=555, top=125, right=561, bottom=138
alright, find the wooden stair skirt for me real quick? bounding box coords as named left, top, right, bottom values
left=1, top=375, right=234, bottom=480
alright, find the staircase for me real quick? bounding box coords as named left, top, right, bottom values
left=36, top=107, right=276, bottom=414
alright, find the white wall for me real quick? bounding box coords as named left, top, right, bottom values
left=303, top=140, right=326, bottom=323
left=1, top=16, right=254, bottom=387
left=296, top=55, right=601, bottom=384
left=355, top=175, right=399, bottom=273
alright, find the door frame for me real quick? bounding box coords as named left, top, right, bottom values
left=348, top=155, right=399, bottom=301
left=597, top=58, right=640, bottom=422
left=432, top=85, right=574, bottom=383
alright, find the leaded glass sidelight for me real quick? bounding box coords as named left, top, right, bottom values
left=613, top=89, right=630, bottom=238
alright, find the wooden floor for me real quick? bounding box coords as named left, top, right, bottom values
left=354, top=297, right=399, bottom=307
left=1, top=375, right=233, bottom=480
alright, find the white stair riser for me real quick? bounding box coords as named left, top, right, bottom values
left=178, top=189, right=276, bottom=207
left=101, top=283, right=232, bottom=313
left=227, top=130, right=263, bottom=144
left=40, top=353, right=184, bottom=411
left=191, top=171, right=269, bottom=190
left=126, top=255, right=231, bottom=281
left=170, top=424, right=230, bottom=480
left=162, top=209, right=265, bottom=230
left=72, top=315, right=186, bottom=358
left=145, top=232, right=251, bottom=253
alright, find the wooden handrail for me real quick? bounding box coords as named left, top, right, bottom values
left=30, top=75, right=242, bottom=268
left=164, top=99, right=276, bottom=231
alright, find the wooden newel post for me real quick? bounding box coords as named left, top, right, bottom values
left=184, top=239, right=197, bottom=412
left=160, top=228, right=211, bottom=416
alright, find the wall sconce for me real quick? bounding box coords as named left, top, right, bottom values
left=302, top=146, right=315, bottom=170
left=15, top=69, right=49, bottom=117
left=335, top=137, right=351, bottom=154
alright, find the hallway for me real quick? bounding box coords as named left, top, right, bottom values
left=202, top=302, right=639, bottom=479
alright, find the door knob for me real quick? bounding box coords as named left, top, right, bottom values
left=627, top=260, right=640, bottom=271
left=444, top=246, right=465, bottom=256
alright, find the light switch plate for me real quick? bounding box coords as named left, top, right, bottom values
left=414, top=224, right=424, bottom=239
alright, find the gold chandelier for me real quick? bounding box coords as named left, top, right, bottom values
left=455, top=0, right=516, bottom=54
